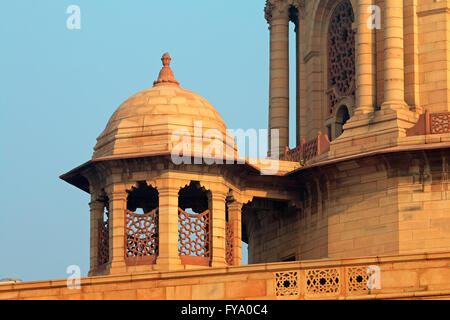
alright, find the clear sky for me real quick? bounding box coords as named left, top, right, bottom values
left=0, top=0, right=297, bottom=281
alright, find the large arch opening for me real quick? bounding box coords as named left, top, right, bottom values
left=335, top=105, right=350, bottom=138
left=242, top=198, right=293, bottom=264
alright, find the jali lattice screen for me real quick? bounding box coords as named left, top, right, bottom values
left=178, top=208, right=211, bottom=266
left=125, top=208, right=159, bottom=265
left=275, top=272, right=299, bottom=297
left=327, top=0, right=355, bottom=115
left=306, top=268, right=340, bottom=295
left=97, top=218, right=109, bottom=266
left=225, top=221, right=234, bottom=266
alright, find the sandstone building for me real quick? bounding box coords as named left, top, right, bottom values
left=2, top=0, right=450, bottom=300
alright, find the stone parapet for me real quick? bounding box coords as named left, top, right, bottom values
left=2, top=251, right=450, bottom=300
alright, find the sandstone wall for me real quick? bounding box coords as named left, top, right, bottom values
left=246, top=148, right=450, bottom=262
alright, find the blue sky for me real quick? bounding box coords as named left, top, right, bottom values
left=0, top=0, right=297, bottom=281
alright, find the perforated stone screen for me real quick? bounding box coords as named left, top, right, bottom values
left=327, top=0, right=355, bottom=115
left=275, top=272, right=299, bottom=296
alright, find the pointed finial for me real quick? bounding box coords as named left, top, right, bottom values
left=153, top=53, right=180, bottom=87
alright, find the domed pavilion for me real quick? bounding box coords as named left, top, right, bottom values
left=60, top=53, right=299, bottom=276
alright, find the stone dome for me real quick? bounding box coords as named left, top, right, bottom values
left=93, top=53, right=237, bottom=161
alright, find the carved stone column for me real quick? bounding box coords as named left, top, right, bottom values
left=227, top=201, right=243, bottom=266
left=329, top=0, right=415, bottom=159
left=381, top=0, right=408, bottom=110
left=266, top=0, right=290, bottom=156
left=211, top=190, right=227, bottom=267
left=355, top=0, right=376, bottom=115
left=107, top=190, right=127, bottom=274
left=156, top=183, right=182, bottom=270
left=88, top=198, right=104, bottom=276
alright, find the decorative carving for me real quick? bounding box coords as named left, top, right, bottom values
left=264, top=0, right=276, bottom=23
left=97, top=216, right=109, bottom=266
left=273, top=267, right=372, bottom=297
left=275, top=272, right=299, bottom=296
left=153, top=53, right=180, bottom=87
left=265, top=0, right=305, bottom=24
left=431, top=112, right=450, bottom=134
left=178, top=208, right=211, bottom=266
left=347, top=266, right=369, bottom=293
left=327, top=0, right=355, bottom=115
left=406, top=111, right=450, bottom=136
left=225, top=221, right=234, bottom=266
left=125, top=209, right=159, bottom=265
left=306, top=268, right=340, bottom=294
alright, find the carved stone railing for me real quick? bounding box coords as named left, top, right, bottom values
left=125, top=209, right=159, bottom=265
left=283, top=144, right=302, bottom=163
left=283, top=131, right=331, bottom=163
left=406, top=110, right=450, bottom=136
left=178, top=208, right=211, bottom=266
left=5, top=252, right=450, bottom=300
left=274, top=265, right=373, bottom=298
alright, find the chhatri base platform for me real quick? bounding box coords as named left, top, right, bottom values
left=2, top=251, right=450, bottom=300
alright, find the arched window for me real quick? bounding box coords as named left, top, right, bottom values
left=327, top=0, right=355, bottom=118
left=335, top=105, right=350, bottom=137
left=125, top=182, right=159, bottom=265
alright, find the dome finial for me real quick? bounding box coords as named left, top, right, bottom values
left=153, top=52, right=180, bottom=87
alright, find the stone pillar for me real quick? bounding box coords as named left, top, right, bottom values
left=355, top=0, right=376, bottom=115
left=381, top=0, right=408, bottom=110
left=211, top=190, right=227, bottom=267
left=107, top=190, right=127, bottom=274
left=88, top=199, right=104, bottom=276
left=227, top=201, right=242, bottom=266
left=267, top=2, right=290, bottom=156
left=156, top=184, right=182, bottom=270
left=298, top=17, right=307, bottom=144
